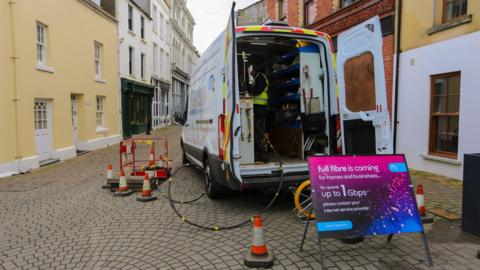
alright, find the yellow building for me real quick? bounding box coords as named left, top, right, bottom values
left=396, top=0, right=480, bottom=179
left=0, top=0, right=121, bottom=176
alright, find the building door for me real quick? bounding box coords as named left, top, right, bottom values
left=34, top=99, right=52, bottom=161
left=336, top=16, right=392, bottom=154
left=152, top=81, right=161, bottom=129
left=71, top=95, right=78, bottom=147
left=161, top=88, right=169, bottom=126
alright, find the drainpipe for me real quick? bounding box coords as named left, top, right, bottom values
left=393, top=0, right=402, bottom=154
left=8, top=0, right=23, bottom=170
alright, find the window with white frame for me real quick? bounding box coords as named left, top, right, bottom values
left=36, top=22, right=47, bottom=66
left=128, top=5, right=133, bottom=31
left=152, top=5, right=158, bottom=33
left=94, top=42, right=103, bottom=79
left=153, top=43, right=158, bottom=75
left=96, top=96, right=105, bottom=129
left=159, top=13, right=164, bottom=38
left=141, top=53, right=145, bottom=79
left=166, top=52, right=170, bottom=76
left=140, top=16, right=145, bottom=39
left=160, top=49, right=165, bottom=78
left=91, top=0, right=101, bottom=6
left=129, top=46, right=134, bottom=75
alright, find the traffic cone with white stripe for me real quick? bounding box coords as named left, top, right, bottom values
left=102, top=164, right=113, bottom=189
left=416, top=184, right=433, bottom=223
left=137, top=173, right=157, bottom=202
left=416, top=184, right=426, bottom=216
left=149, top=144, right=155, bottom=167
left=244, top=215, right=274, bottom=268
left=114, top=170, right=133, bottom=197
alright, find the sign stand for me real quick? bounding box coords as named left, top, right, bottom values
left=299, top=201, right=433, bottom=269
left=299, top=207, right=326, bottom=270
left=300, top=155, right=436, bottom=269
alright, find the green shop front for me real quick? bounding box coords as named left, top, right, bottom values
left=121, top=78, right=154, bottom=138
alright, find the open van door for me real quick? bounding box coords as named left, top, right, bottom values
left=221, top=2, right=241, bottom=183
left=336, top=16, right=393, bottom=155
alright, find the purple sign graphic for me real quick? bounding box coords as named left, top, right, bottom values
left=308, top=155, right=423, bottom=239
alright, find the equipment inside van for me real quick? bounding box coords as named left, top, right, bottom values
left=181, top=13, right=392, bottom=198
left=237, top=36, right=329, bottom=164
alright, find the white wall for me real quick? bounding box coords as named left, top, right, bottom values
left=117, top=0, right=152, bottom=82
left=397, top=30, right=480, bottom=180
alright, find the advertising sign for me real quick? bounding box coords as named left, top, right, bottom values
left=308, top=155, right=423, bottom=239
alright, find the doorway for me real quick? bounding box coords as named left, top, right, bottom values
left=71, top=95, right=78, bottom=148
left=34, top=99, right=52, bottom=162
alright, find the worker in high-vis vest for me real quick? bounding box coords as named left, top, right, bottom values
left=251, top=68, right=269, bottom=162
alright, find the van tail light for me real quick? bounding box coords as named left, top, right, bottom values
left=218, top=114, right=226, bottom=160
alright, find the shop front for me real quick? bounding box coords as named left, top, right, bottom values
left=121, top=78, right=154, bottom=138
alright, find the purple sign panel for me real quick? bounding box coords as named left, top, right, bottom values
left=307, top=155, right=423, bottom=239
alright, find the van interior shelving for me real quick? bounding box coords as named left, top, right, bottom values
left=237, top=36, right=329, bottom=165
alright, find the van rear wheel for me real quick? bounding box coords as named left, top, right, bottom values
left=203, top=158, right=222, bottom=199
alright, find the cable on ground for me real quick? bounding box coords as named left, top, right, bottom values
left=165, top=120, right=285, bottom=231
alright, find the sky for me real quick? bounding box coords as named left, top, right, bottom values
left=186, top=0, right=260, bottom=53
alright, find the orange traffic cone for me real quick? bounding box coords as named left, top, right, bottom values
left=416, top=184, right=433, bottom=223
left=157, top=154, right=164, bottom=168
left=244, top=215, right=274, bottom=268
left=107, top=164, right=113, bottom=179
left=137, top=173, right=157, bottom=202
left=114, top=170, right=133, bottom=197
left=416, top=184, right=426, bottom=216
left=149, top=144, right=155, bottom=166
left=102, top=164, right=114, bottom=189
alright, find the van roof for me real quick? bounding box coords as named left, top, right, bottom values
left=235, top=25, right=328, bottom=38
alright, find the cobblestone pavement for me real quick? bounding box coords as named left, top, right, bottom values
left=410, top=171, right=462, bottom=220
left=1, top=126, right=479, bottom=270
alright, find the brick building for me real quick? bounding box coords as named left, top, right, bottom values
left=264, top=0, right=395, bottom=113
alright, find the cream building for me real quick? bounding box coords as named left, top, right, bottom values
left=0, top=0, right=121, bottom=176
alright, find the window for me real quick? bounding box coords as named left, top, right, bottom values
left=91, top=0, right=101, bottom=5
left=94, top=42, right=103, bottom=79
left=153, top=43, right=158, bottom=74
left=344, top=52, right=376, bottom=112
left=129, top=46, right=134, bottom=75
left=34, top=101, right=48, bottom=130
left=131, top=95, right=148, bottom=125
left=304, top=0, right=315, bottom=26
left=96, top=96, right=105, bottom=129
left=443, top=0, right=468, bottom=22
left=140, top=16, right=145, bottom=39
left=141, top=53, right=145, bottom=79
left=36, top=22, right=47, bottom=66
left=341, top=0, right=358, bottom=8
left=278, top=0, right=287, bottom=20
left=429, top=72, right=461, bottom=158
left=159, top=13, right=164, bottom=38
left=152, top=5, right=158, bottom=33
left=160, top=48, right=164, bottom=76
left=128, top=5, right=133, bottom=31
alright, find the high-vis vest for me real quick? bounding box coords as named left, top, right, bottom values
left=253, top=73, right=269, bottom=106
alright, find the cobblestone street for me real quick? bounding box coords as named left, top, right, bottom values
left=1, top=126, right=479, bottom=270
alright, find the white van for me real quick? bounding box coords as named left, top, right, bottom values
left=181, top=8, right=392, bottom=198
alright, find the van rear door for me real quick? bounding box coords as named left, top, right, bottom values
left=222, top=3, right=241, bottom=182
left=336, top=16, right=393, bottom=154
